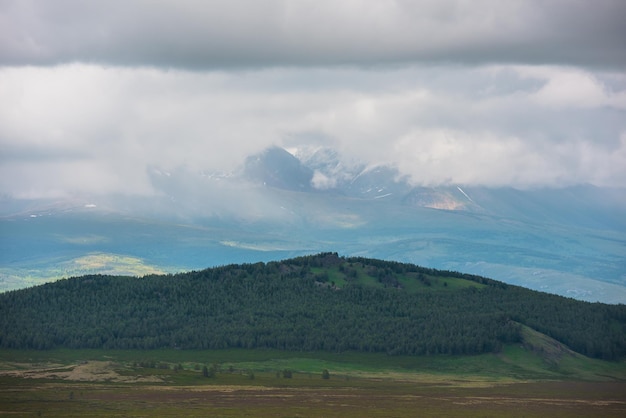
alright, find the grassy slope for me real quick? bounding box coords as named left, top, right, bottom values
left=0, top=252, right=167, bottom=291
left=2, top=338, right=625, bottom=384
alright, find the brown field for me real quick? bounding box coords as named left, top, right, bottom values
left=75, top=381, right=626, bottom=417
left=1, top=349, right=625, bottom=417
left=1, top=373, right=625, bottom=417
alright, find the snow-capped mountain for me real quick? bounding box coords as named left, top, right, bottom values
left=242, top=146, right=471, bottom=206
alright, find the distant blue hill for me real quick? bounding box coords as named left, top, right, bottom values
left=1, top=146, right=625, bottom=303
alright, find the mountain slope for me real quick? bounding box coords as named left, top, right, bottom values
left=243, top=146, right=314, bottom=191
left=1, top=254, right=624, bottom=360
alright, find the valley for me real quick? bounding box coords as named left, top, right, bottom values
left=1, top=192, right=624, bottom=303
left=2, top=146, right=625, bottom=303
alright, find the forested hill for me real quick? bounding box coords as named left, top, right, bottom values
left=1, top=253, right=625, bottom=360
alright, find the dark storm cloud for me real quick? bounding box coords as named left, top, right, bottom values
left=1, top=0, right=625, bottom=69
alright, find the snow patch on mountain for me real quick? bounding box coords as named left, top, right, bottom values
left=457, top=186, right=474, bottom=203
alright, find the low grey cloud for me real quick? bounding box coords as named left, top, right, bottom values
left=1, top=0, right=625, bottom=69
left=0, top=1, right=624, bottom=199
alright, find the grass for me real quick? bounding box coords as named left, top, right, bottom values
left=1, top=348, right=625, bottom=417
left=2, top=344, right=625, bottom=382
left=310, top=263, right=485, bottom=293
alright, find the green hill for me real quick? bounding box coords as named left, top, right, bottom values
left=1, top=253, right=625, bottom=360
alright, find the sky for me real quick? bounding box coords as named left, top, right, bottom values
left=1, top=0, right=625, bottom=199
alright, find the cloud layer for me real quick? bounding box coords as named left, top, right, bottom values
left=3, top=0, right=626, bottom=69
left=0, top=1, right=625, bottom=198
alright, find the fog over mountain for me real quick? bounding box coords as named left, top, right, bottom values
left=1, top=1, right=625, bottom=301
left=1, top=145, right=625, bottom=303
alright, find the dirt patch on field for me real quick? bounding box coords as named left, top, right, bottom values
left=0, top=361, right=163, bottom=383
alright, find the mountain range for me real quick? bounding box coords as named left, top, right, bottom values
left=1, top=145, right=625, bottom=303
